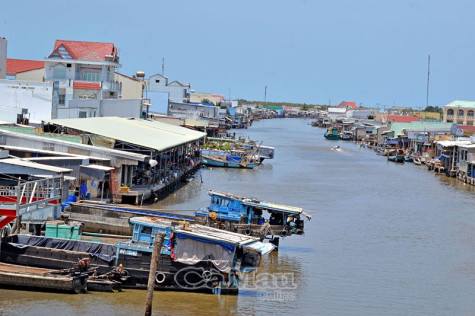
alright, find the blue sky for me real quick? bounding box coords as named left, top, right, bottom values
left=3, top=0, right=475, bottom=108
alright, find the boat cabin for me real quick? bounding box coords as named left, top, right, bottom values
left=195, top=190, right=312, bottom=240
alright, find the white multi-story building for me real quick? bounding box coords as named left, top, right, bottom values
left=148, top=73, right=190, bottom=103
left=44, top=40, right=122, bottom=107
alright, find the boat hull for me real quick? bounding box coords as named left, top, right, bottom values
left=388, top=155, right=405, bottom=163
left=200, top=156, right=259, bottom=169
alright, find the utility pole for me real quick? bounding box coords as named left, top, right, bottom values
left=264, top=86, right=267, bottom=102
left=426, top=54, right=430, bottom=108
left=162, top=58, right=165, bottom=76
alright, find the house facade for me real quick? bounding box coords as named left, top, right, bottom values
left=336, top=101, right=357, bottom=110
left=6, top=58, right=45, bottom=81
left=115, top=72, right=143, bottom=99
left=444, top=100, right=475, bottom=126
left=148, top=73, right=190, bottom=103
left=44, top=40, right=122, bottom=107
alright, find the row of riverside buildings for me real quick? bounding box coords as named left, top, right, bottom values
left=313, top=100, right=475, bottom=186
left=0, top=37, right=216, bottom=206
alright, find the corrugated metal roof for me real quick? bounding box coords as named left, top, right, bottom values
left=46, top=117, right=206, bottom=152
left=0, top=158, right=72, bottom=173
left=445, top=100, right=475, bottom=108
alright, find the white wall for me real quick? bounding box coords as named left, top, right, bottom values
left=148, top=91, right=169, bottom=114
left=0, top=80, right=53, bottom=122
left=0, top=38, right=6, bottom=79
left=0, top=105, right=24, bottom=122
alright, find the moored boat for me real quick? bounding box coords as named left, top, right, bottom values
left=195, top=190, right=312, bottom=247
left=324, top=127, right=340, bottom=140
left=388, top=149, right=405, bottom=163
left=0, top=215, right=273, bottom=294
left=201, top=150, right=260, bottom=169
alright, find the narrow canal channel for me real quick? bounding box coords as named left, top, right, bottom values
left=1, top=118, right=474, bottom=315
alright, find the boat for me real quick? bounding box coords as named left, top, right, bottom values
left=0, top=216, right=273, bottom=294
left=206, top=137, right=275, bottom=163
left=201, top=150, right=260, bottom=169
left=339, top=132, right=353, bottom=141
left=195, top=190, right=312, bottom=247
left=324, top=127, right=340, bottom=140
left=388, top=149, right=405, bottom=163
left=0, top=262, right=87, bottom=293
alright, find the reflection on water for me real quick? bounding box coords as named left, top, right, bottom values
left=1, top=119, right=475, bottom=315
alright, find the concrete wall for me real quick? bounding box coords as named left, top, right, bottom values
left=115, top=73, right=142, bottom=99
left=148, top=74, right=188, bottom=103
left=64, top=98, right=144, bottom=118
left=101, top=99, right=143, bottom=118
left=0, top=105, right=24, bottom=122
left=169, top=102, right=219, bottom=119
left=148, top=91, right=169, bottom=114
left=0, top=38, right=6, bottom=79
left=0, top=80, right=53, bottom=122
left=15, top=68, right=45, bottom=82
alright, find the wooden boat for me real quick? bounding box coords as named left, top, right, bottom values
left=195, top=190, right=312, bottom=247
left=324, top=127, right=340, bottom=140
left=206, top=137, right=274, bottom=163
left=1, top=216, right=273, bottom=294
left=201, top=150, right=260, bottom=169
left=0, top=262, right=87, bottom=293
left=388, top=149, right=405, bottom=163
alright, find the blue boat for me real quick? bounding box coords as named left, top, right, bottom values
left=201, top=150, right=260, bottom=168
left=195, top=190, right=312, bottom=247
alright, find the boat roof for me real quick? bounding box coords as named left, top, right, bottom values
left=129, top=216, right=261, bottom=246
left=209, top=190, right=312, bottom=219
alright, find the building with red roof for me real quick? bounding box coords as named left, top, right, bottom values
left=6, top=58, right=45, bottom=75
left=45, top=39, right=122, bottom=106
left=337, top=101, right=357, bottom=109
left=388, top=115, right=420, bottom=123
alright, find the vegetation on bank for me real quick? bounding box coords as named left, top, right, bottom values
left=237, top=98, right=444, bottom=114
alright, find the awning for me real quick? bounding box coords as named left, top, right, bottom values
left=243, top=241, right=275, bottom=255
left=80, top=165, right=114, bottom=181
left=80, top=165, right=114, bottom=171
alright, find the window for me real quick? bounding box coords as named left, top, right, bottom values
left=140, top=226, right=152, bottom=235
left=82, top=70, right=101, bottom=82
left=156, top=80, right=160, bottom=83
left=53, top=67, right=66, bottom=79
left=58, top=94, right=65, bottom=105
left=468, top=110, right=474, bottom=118
left=458, top=109, right=465, bottom=117
left=79, top=111, right=87, bottom=118
left=447, top=109, right=454, bottom=116
left=67, top=64, right=72, bottom=68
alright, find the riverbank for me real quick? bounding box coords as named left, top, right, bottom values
left=1, top=118, right=474, bottom=315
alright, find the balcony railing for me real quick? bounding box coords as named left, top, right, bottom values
left=446, top=115, right=454, bottom=119
left=101, top=80, right=121, bottom=92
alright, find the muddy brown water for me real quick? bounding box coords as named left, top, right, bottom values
left=1, top=118, right=474, bottom=315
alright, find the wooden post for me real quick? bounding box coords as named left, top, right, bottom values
left=144, top=231, right=166, bottom=316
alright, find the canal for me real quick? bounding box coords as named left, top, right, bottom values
left=1, top=118, right=474, bottom=315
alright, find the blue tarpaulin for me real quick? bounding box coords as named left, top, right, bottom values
left=386, top=140, right=398, bottom=145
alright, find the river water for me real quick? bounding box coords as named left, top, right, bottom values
left=1, top=118, right=474, bottom=315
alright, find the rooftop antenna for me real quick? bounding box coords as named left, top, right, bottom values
left=162, top=58, right=165, bottom=76
left=264, top=85, right=267, bottom=102
left=426, top=54, right=430, bottom=108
